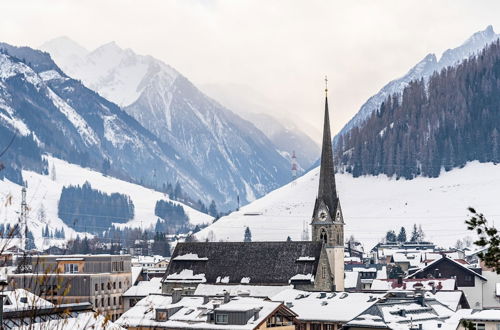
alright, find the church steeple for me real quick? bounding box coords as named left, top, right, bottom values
left=317, top=81, right=338, bottom=216
left=310, top=77, right=345, bottom=291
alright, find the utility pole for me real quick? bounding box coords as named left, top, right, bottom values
left=20, top=186, right=27, bottom=250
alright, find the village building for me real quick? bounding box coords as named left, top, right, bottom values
left=270, top=289, right=386, bottom=330
left=343, top=290, right=457, bottom=330
left=457, top=310, right=500, bottom=330
left=8, top=254, right=132, bottom=321
left=116, top=292, right=298, bottom=330
left=162, top=87, right=346, bottom=293
left=406, top=255, right=487, bottom=309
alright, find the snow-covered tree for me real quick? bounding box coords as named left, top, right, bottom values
left=50, top=163, right=56, bottom=181
left=397, top=227, right=407, bottom=243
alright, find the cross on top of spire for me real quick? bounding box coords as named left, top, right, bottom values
left=325, top=75, right=328, bottom=96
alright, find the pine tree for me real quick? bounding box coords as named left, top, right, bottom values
left=25, top=230, right=36, bottom=250
left=208, top=200, right=218, bottom=218
left=417, top=225, right=425, bottom=242
left=385, top=230, right=397, bottom=243
left=410, top=224, right=419, bottom=242
left=397, top=227, right=407, bottom=243
left=244, top=227, right=252, bottom=242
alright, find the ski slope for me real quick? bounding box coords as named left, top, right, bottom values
left=0, top=157, right=213, bottom=249
left=196, top=162, right=500, bottom=250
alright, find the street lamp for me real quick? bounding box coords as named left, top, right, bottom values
left=0, top=278, right=8, bottom=329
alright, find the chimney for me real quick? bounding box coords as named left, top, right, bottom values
left=203, top=296, right=210, bottom=304
left=223, top=290, right=230, bottom=304
left=172, top=288, right=182, bottom=304
left=253, top=307, right=262, bottom=321
left=416, top=293, right=425, bottom=306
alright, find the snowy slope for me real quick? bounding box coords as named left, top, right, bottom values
left=340, top=25, right=500, bottom=136
left=195, top=162, right=500, bottom=249
left=0, top=157, right=213, bottom=250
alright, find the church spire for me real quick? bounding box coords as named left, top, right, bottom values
left=316, top=77, right=338, bottom=217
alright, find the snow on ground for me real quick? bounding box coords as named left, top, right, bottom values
left=196, top=161, right=500, bottom=250
left=0, top=157, right=213, bottom=249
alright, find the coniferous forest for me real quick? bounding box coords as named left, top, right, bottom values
left=336, top=40, right=500, bottom=179
left=58, top=182, right=134, bottom=233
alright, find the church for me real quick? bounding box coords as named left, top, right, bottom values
left=162, top=85, right=345, bottom=293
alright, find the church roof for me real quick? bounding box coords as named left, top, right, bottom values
left=315, top=95, right=339, bottom=219
left=162, top=241, right=324, bottom=285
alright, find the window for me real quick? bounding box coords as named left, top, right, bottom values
left=113, top=297, right=116, bottom=305
left=324, top=325, right=334, bottom=330
left=156, top=309, right=168, bottom=321
left=108, top=283, right=111, bottom=290
left=101, top=283, right=104, bottom=290
left=64, top=263, right=79, bottom=273
left=119, top=297, right=123, bottom=305
left=119, top=282, right=122, bottom=289
left=95, top=298, right=98, bottom=307
left=113, top=282, right=116, bottom=289
left=101, top=298, right=104, bottom=307
left=322, top=266, right=327, bottom=279
left=475, top=323, right=485, bottom=330
left=95, top=283, right=98, bottom=291
left=215, top=314, right=228, bottom=324
left=108, top=297, right=111, bottom=306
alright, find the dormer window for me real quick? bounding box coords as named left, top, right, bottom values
left=156, top=309, right=168, bottom=321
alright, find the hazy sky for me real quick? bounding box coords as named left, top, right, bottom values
left=1, top=0, right=500, bottom=141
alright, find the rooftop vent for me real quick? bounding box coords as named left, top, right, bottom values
left=286, top=302, right=294, bottom=308
left=327, top=293, right=336, bottom=299
left=339, top=293, right=348, bottom=299
left=321, top=301, right=328, bottom=306
left=317, top=292, right=327, bottom=299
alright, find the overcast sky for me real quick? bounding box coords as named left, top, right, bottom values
left=1, top=0, right=500, bottom=141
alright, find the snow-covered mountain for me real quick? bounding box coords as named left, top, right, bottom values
left=0, top=42, right=216, bottom=205
left=0, top=157, right=212, bottom=250
left=201, top=83, right=320, bottom=170
left=196, top=161, right=500, bottom=250
left=41, top=38, right=291, bottom=207
left=339, top=25, right=500, bottom=136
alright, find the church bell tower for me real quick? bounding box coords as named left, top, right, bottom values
left=311, top=77, right=345, bottom=291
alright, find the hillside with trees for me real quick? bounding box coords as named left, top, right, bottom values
left=336, top=40, right=500, bottom=179
left=58, top=182, right=134, bottom=233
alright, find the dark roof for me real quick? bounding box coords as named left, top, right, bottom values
left=163, top=241, right=324, bottom=285
left=407, top=256, right=486, bottom=281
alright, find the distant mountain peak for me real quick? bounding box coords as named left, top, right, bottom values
left=339, top=26, right=500, bottom=136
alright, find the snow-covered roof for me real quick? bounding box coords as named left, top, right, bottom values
left=426, top=291, right=465, bottom=312
left=407, top=256, right=486, bottom=281
left=271, top=289, right=384, bottom=322
left=193, top=284, right=292, bottom=298
left=14, top=311, right=125, bottom=329
left=131, top=266, right=142, bottom=285
left=173, top=253, right=208, bottom=261
left=165, top=269, right=207, bottom=283
left=123, top=277, right=162, bottom=297
left=345, top=271, right=360, bottom=289
left=116, top=294, right=291, bottom=329
left=2, top=289, right=54, bottom=312
left=461, top=309, right=500, bottom=321
left=370, top=279, right=456, bottom=291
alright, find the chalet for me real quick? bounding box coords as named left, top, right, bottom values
left=406, top=255, right=486, bottom=309
left=162, top=86, right=346, bottom=293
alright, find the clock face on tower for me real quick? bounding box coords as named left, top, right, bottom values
left=335, top=210, right=341, bottom=222
left=318, top=210, right=327, bottom=221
